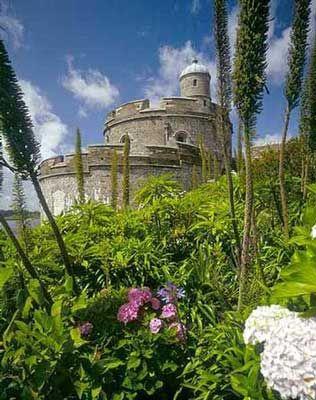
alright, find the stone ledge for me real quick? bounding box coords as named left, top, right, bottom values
left=104, top=112, right=216, bottom=131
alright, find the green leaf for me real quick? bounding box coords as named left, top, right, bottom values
left=22, top=296, right=33, bottom=319
left=272, top=252, right=316, bottom=299
left=91, top=387, right=102, bottom=399
left=71, top=292, right=88, bottom=313
left=127, top=356, right=140, bottom=370
left=34, top=310, right=53, bottom=332
left=27, top=279, right=45, bottom=306
left=65, top=275, right=73, bottom=294
left=70, top=327, right=87, bottom=348
left=0, top=265, right=13, bottom=290
left=112, top=393, right=124, bottom=400
left=51, top=300, right=63, bottom=317
left=105, top=359, right=124, bottom=370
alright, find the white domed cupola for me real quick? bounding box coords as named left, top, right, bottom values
left=179, top=59, right=211, bottom=99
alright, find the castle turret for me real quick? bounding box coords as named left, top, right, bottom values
left=179, top=59, right=211, bottom=99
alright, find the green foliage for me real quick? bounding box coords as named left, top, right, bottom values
left=272, top=202, right=316, bottom=308
left=75, top=128, right=85, bottom=204
left=135, top=174, right=181, bottom=207
left=0, top=170, right=297, bottom=399
left=181, top=314, right=277, bottom=400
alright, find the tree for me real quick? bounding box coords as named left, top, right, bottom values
left=214, top=0, right=240, bottom=258
left=0, top=38, right=74, bottom=281
left=279, top=0, right=311, bottom=238
left=122, top=134, right=130, bottom=208
left=11, top=174, right=29, bottom=251
left=233, top=0, right=270, bottom=310
left=74, top=128, right=85, bottom=204
left=111, top=149, right=118, bottom=210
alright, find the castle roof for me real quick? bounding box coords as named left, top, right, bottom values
left=180, top=59, right=210, bottom=79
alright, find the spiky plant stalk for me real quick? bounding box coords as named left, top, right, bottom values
left=300, top=32, right=316, bottom=199
left=0, top=130, right=4, bottom=262
left=237, top=117, right=244, bottom=175
left=213, top=152, right=219, bottom=180
left=122, top=134, right=130, bottom=208
left=214, top=0, right=241, bottom=257
left=233, top=0, right=270, bottom=310
left=0, top=38, right=74, bottom=280
left=307, top=33, right=316, bottom=152
left=198, top=136, right=208, bottom=183
left=299, top=75, right=310, bottom=199
left=111, top=149, right=118, bottom=209
left=191, top=164, right=199, bottom=189
left=74, top=128, right=85, bottom=204
left=11, top=174, right=29, bottom=252
left=279, top=0, right=311, bottom=238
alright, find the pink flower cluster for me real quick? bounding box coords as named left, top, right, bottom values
left=117, top=287, right=161, bottom=325
left=117, top=283, right=187, bottom=342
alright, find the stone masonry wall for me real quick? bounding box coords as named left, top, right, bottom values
left=39, top=158, right=198, bottom=215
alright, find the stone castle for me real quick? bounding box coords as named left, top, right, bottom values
left=39, top=59, right=228, bottom=215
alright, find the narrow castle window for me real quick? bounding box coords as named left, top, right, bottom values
left=203, top=100, right=207, bottom=106
left=193, top=79, right=197, bottom=87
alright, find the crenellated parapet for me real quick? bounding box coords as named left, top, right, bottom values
left=39, top=142, right=201, bottom=181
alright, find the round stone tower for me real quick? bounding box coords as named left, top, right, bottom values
left=179, top=59, right=211, bottom=99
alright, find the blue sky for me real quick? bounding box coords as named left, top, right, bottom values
left=0, top=0, right=315, bottom=208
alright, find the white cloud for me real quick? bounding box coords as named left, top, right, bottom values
left=62, top=57, right=119, bottom=117
left=0, top=0, right=24, bottom=48
left=0, top=80, right=70, bottom=210
left=20, top=80, right=69, bottom=159
left=267, top=27, right=291, bottom=83
left=253, top=132, right=295, bottom=147
left=191, top=0, right=201, bottom=15
left=144, top=41, right=216, bottom=105
left=254, top=134, right=282, bottom=146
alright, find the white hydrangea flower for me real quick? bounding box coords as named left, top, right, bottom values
left=243, top=305, right=292, bottom=345
left=260, top=314, right=316, bottom=400
left=243, top=305, right=316, bottom=400
left=311, top=225, right=316, bottom=239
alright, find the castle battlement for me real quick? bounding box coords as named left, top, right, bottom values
left=105, top=96, right=218, bottom=128
left=39, top=141, right=200, bottom=181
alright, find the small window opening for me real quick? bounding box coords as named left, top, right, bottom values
left=175, top=132, right=187, bottom=143
left=203, top=100, right=207, bottom=106
left=193, top=79, right=197, bottom=87
left=120, top=134, right=131, bottom=144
